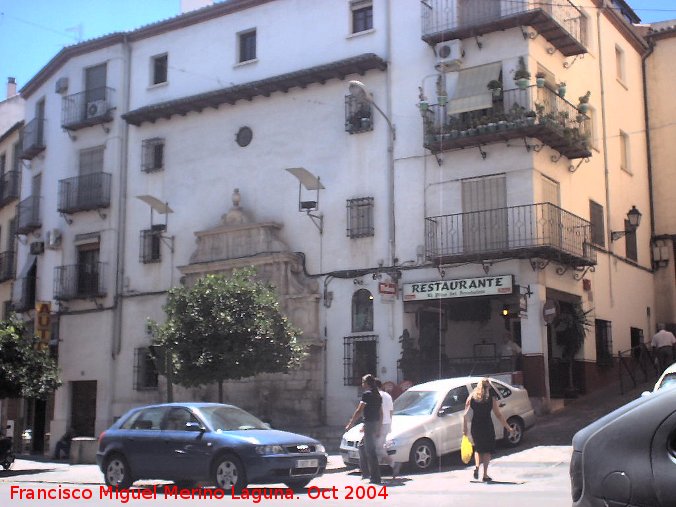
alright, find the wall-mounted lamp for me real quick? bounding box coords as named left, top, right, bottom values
left=653, top=241, right=670, bottom=268
left=610, top=205, right=642, bottom=241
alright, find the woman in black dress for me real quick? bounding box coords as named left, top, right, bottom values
left=462, top=378, right=514, bottom=482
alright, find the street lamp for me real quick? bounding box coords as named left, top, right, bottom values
left=610, top=205, right=642, bottom=241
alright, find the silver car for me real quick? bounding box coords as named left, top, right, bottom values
left=340, top=376, right=536, bottom=471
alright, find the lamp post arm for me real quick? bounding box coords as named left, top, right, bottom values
left=368, top=99, right=396, bottom=141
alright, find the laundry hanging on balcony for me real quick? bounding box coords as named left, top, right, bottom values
left=446, top=62, right=502, bottom=115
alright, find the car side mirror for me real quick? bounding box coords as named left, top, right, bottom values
left=185, top=422, right=205, bottom=432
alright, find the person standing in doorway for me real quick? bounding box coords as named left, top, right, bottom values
left=652, top=323, right=676, bottom=374
left=375, top=379, right=401, bottom=479
left=462, top=378, right=514, bottom=482
left=346, top=374, right=382, bottom=484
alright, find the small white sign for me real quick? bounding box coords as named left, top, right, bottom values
left=403, top=275, right=513, bottom=301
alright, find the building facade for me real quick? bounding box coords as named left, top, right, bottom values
left=13, top=0, right=661, bottom=452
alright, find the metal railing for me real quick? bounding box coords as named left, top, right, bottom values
left=61, top=87, right=114, bottom=130
left=425, top=202, right=596, bottom=266
left=57, top=172, right=112, bottom=214
left=618, top=343, right=660, bottom=394
left=20, top=117, right=46, bottom=159
left=54, top=262, right=106, bottom=300
left=0, top=251, right=16, bottom=282
left=16, top=195, right=41, bottom=234
left=421, top=0, right=586, bottom=47
left=0, top=170, right=20, bottom=208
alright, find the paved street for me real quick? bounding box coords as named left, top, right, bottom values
left=0, top=380, right=653, bottom=506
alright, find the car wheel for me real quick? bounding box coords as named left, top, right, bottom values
left=408, top=438, right=436, bottom=471
left=504, top=417, right=524, bottom=447
left=103, top=453, right=133, bottom=489
left=212, top=453, right=247, bottom=492
left=284, top=479, right=311, bottom=491
left=1, top=460, right=12, bottom=470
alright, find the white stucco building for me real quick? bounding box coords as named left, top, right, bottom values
left=13, top=0, right=662, bottom=453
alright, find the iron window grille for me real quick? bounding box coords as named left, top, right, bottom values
left=140, top=224, right=165, bottom=263
left=344, top=334, right=378, bottom=386
left=239, top=30, right=256, bottom=62
left=142, top=138, right=165, bottom=172
left=352, top=288, right=374, bottom=332
left=595, top=319, right=613, bottom=367
left=345, top=94, right=373, bottom=134
left=346, top=197, right=374, bottom=238
left=152, top=54, right=168, bottom=85
left=351, top=1, right=373, bottom=33
left=134, top=347, right=159, bottom=390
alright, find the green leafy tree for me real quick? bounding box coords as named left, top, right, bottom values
left=0, top=316, right=61, bottom=399
left=150, top=268, right=305, bottom=402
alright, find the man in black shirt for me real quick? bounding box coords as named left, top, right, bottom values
left=346, top=374, right=382, bottom=484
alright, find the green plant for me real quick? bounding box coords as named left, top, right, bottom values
left=554, top=302, right=594, bottom=394
left=487, top=79, right=502, bottom=90
left=514, top=56, right=531, bottom=80
left=579, top=91, right=591, bottom=103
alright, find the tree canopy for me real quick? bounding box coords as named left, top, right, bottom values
left=0, top=316, right=62, bottom=399
left=150, top=268, right=305, bottom=402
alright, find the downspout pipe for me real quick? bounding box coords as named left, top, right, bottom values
left=641, top=38, right=656, bottom=241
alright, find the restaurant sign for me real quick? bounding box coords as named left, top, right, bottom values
left=403, top=275, right=513, bottom=301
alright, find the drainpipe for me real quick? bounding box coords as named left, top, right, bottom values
left=641, top=39, right=656, bottom=240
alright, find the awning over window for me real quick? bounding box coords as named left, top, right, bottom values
left=447, top=62, right=502, bottom=116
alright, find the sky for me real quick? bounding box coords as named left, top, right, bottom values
left=1, top=0, right=676, bottom=98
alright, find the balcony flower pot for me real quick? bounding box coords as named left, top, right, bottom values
left=577, top=91, right=591, bottom=114
left=487, top=122, right=497, bottom=132
left=487, top=79, right=502, bottom=98
left=498, top=120, right=508, bottom=130
left=536, top=72, right=546, bottom=88
left=516, top=77, right=529, bottom=90
left=467, top=127, right=477, bottom=136
left=438, top=95, right=448, bottom=106
left=418, top=100, right=429, bottom=112
left=557, top=82, right=567, bottom=97
left=514, top=56, right=531, bottom=90
left=360, top=117, right=372, bottom=129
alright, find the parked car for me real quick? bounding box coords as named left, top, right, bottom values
left=339, top=376, right=535, bottom=472
left=97, top=402, right=327, bottom=490
left=642, top=361, right=676, bottom=395
left=571, top=385, right=676, bottom=506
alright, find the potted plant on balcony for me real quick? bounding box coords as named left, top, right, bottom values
left=557, top=81, right=567, bottom=98
left=577, top=91, right=591, bottom=113
left=514, top=57, right=531, bottom=90
left=535, top=72, right=546, bottom=88
left=487, top=79, right=502, bottom=98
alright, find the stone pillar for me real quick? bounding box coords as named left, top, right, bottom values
left=519, top=283, right=550, bottom=412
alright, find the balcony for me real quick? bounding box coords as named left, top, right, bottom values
left=16, top=196, right=41, bottom=235
left=421, top=0, right=587, bottom=56
left=12, top=276, right=36, bottom=312
left=0, top=251, right=16, bottom=283
left=425, top=202, right=596, bottom=268
left=423, top=85, right=591, bottom=160
left=54, top=263, right=106, bottom=300
left=20, top=117, right=46, bottom=159
left=61, top=87, right=114, bottom=131
left=57, top=172, right=112, bottom=214
left=0, top=171, right=20, bottom=208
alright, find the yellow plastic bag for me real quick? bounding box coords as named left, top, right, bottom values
left=460, top=435, right=473, bottom=464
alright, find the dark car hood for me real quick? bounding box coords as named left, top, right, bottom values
left=213, top=429, right=320, bottom=446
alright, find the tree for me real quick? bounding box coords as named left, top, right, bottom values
left=150, top=268, right=306, bottom=402
left=0, top=316, right=62, bottom=399
left=554, top=301, right=593, bottom=396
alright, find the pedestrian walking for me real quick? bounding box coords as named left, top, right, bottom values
left=346, top=374, right=382, bottom=484
left=375, top=379, right=401, bottom=478
left=651, top=323, right=676, bottom=374
left=462, top=378, right=514, bottom=482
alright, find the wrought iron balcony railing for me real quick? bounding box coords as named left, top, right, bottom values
left=20, top=117, right=46, bottom=159
left=425, top=202, right=596, bottom=268
left=423, top=85, right=591, bottom=160
left=54, top=262, right=106, bottom=300
left=57, top=172, right=112, bottom=214
left=0, top=170, right=20, bottom=208
left=0, top=251, right=16, bottom=283
left=12, top=276, right=36, bottom=312
left=16, top=195, right=41, bottom=235
left=61, top=87, right=114, bottom=131
left=421, top=0, right=587, bottom=56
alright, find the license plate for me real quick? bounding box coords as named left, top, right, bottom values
left=348, top=450, right=360, bottom=460
left=296, top=459, right=318, bottom=468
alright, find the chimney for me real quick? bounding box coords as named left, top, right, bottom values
left=180, top=0, right=213, bottom=13
left=7, top=77, right=16, bottom=98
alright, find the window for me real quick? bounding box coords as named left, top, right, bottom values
left=351, top=0, right=373, bottom=33
left=134, top=347, right=158, bottom=390
left=343, top=334, right=378, bottom=386
left=615, top=45, right=625, bottom=83
left=12, top=141, right=20, bottom=171
left=346, top=197, right=374, bottom=238
left=345, top=94, right=373, bottom=134
left=77, top=241, right=101, bottom=296
left=440, top=386, right=470, bottom=413
left=589, top=201, right=605, bottom=247
left=619, top=130, right=630, bottom=173
left=0, top=153, right=5, bottom=174
left=584, top=106, right=597, bottom=150
left=162, top=408, right=199, bottom=431
left=3, top=300, right=12, bottom=320
left=595, top=319, right=613, bottom=366
left=352, top=288, right=373, bottom=332
left=238, top=30, right=256, bottom=63
left=152, top=54, right=168, bottom=85
left=624, top=218, right=637, bottom=261
left=121, top=406, right=167, bottom=430
left=142, top=138, right=165, bottom=172
left=140, top=225, right=165, bottom=263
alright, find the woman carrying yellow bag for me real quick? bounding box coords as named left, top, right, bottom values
left=462, top=378, right=515, bottom=482
left=460, top=434, right=473, bottom=464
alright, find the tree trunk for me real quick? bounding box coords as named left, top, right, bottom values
left=218, top=380, right=224, bottom=403
left=166, top=368, right=174, bottom=403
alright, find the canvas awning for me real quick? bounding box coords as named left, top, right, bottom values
left=447, top=62, right=502, bottom=115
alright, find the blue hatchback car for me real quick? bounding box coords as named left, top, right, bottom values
left=96, top=402, right=327, bottom=490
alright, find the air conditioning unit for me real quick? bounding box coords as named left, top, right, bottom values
left=435, top=40, right=464, bottom=71
left=86, top=99, right=107, bottom=119
left=46, top=228, right=62, bottom=249
left=30, top=241, right=45, bottom=255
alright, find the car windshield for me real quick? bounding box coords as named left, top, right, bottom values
left=198, top=406, right=268, bottom=431
left=658, top=373, right=676, bottom=390
left=393, top=390, right=438, bottom=416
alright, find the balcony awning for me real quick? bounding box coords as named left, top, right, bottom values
left=447, top=62, right=502, bottom=115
